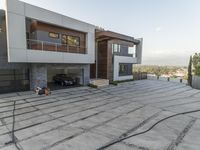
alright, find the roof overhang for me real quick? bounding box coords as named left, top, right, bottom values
left=96, top=30, right=140, bottom=44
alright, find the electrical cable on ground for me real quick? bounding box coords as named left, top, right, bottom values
left=97, top=109, right=200, bottom=150
left=5, top=101, right=21, bottom=150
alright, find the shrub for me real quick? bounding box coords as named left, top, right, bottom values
left=195, top=64, right=200, bottom=76
left=188, top=56, right=192, bottom=86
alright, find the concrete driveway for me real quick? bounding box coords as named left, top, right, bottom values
left=0, top=80, right=200, bottom=150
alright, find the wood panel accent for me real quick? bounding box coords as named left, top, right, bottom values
left=107, top=41, right=113, bottom=81
left=96, top=31, right=135, bottom=43
left=90, top=63, right=96, bottom=79
left=97, top=40, right=108, bottom=79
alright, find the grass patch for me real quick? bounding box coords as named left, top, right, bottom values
left=116, top=79, right=135, bottom=83
left=109, top=81, right=118, bottom=86
left=110, top=79, right=135, bottom=86
left=88, top=84, right=98, bottom=88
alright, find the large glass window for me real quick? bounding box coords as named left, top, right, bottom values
left=67, top=35, right=80, bottom=46
left=119, top=64, right=132, bottom=76
left=62, top=34, right=80, bottom=46
left=61, top=34, right=67, bottom=44
left=119, top=64, right=128, bottom=76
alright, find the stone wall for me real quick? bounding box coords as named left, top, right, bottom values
left=30, top=64, right=47, bottom=90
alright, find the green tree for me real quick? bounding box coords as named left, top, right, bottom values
left=188, top=56, right=193, bottom=86
left=192, top=53, right=200, bottom=69
left=194, top=64, right=200, bottom=76
left=154, top=66, right=162, bottom=77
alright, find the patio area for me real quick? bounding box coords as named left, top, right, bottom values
left=0, top=80, right=200, bottom=150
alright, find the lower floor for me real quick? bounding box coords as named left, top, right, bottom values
left=90, top=62, right=134, bottom=82
left=0, top=80, right=200, bottom=150
left=0, top=63, right=90, bottom=93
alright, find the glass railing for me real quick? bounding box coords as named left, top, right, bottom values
left=27, top=39, right=86, bottom=54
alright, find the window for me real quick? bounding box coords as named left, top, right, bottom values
left=113, top=44, right=118, bottom=52
left=62, top=34, right=80, bottom=46
left=119, top=64, right=128, bottom=76
left=112, top=44, right=121, bottom=53
left=49, top=32, right=59, bottom=39
left=67, top=35, right=80, bottom=46
left=128, top=46, right=136, bottom=57
left=119, top=64, right=132, bottom=76
left=62, top=34, right=67, bottom=44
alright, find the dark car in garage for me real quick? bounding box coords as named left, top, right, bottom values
left=53, top=74, right=75, bottom=86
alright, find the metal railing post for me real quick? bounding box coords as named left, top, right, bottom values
left=55, top=43, right=58, bottom=52
left=67, top=45, right=69, bottom=52
left=41, top=41, right=43, bottom=51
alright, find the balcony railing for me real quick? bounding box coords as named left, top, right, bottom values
left=113, top=52, right=136, bottom=58
left=27, top=39, right=86, bottom=54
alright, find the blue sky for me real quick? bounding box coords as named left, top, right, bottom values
left=1, top=0, right=200, bottom=66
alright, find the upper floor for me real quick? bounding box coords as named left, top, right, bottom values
left=96, top=30, right=142, bottom=63
left=26, top=18, right=87, bottom=54
left=1, top=0, right=142, bottom=65
left=2, top=0, right=95, bottom=64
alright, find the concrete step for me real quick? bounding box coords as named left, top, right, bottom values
left=89, top=79, right=109, bottom=88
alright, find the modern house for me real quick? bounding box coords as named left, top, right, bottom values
left=0, top=0, right=142, bottom=93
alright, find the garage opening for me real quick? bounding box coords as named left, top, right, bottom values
left=0, top=69, right=30, bottom=94
left=47, top=68, right=83, bottom=90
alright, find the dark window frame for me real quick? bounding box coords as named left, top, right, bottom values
left=119, top=63, right=132, bottom=76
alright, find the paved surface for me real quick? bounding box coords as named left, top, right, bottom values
left=0, top=80, right=200, bottom=150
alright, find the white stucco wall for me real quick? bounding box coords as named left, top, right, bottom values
left=4, top=0, right=95, bottom=64
left=113, top=55, right=137, bottom=81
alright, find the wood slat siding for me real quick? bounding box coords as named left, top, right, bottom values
left=107, top=41, right=113, bottom=81
left=96, top=31, right=134, bottom=43
left=30, top=21, right=86, bottom=54
left=90, top=64, right=96, bottom=79
left=97, top=40, right=108, bottom=79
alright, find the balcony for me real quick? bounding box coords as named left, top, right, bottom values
left=27, top=39, right=86, bottom=54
